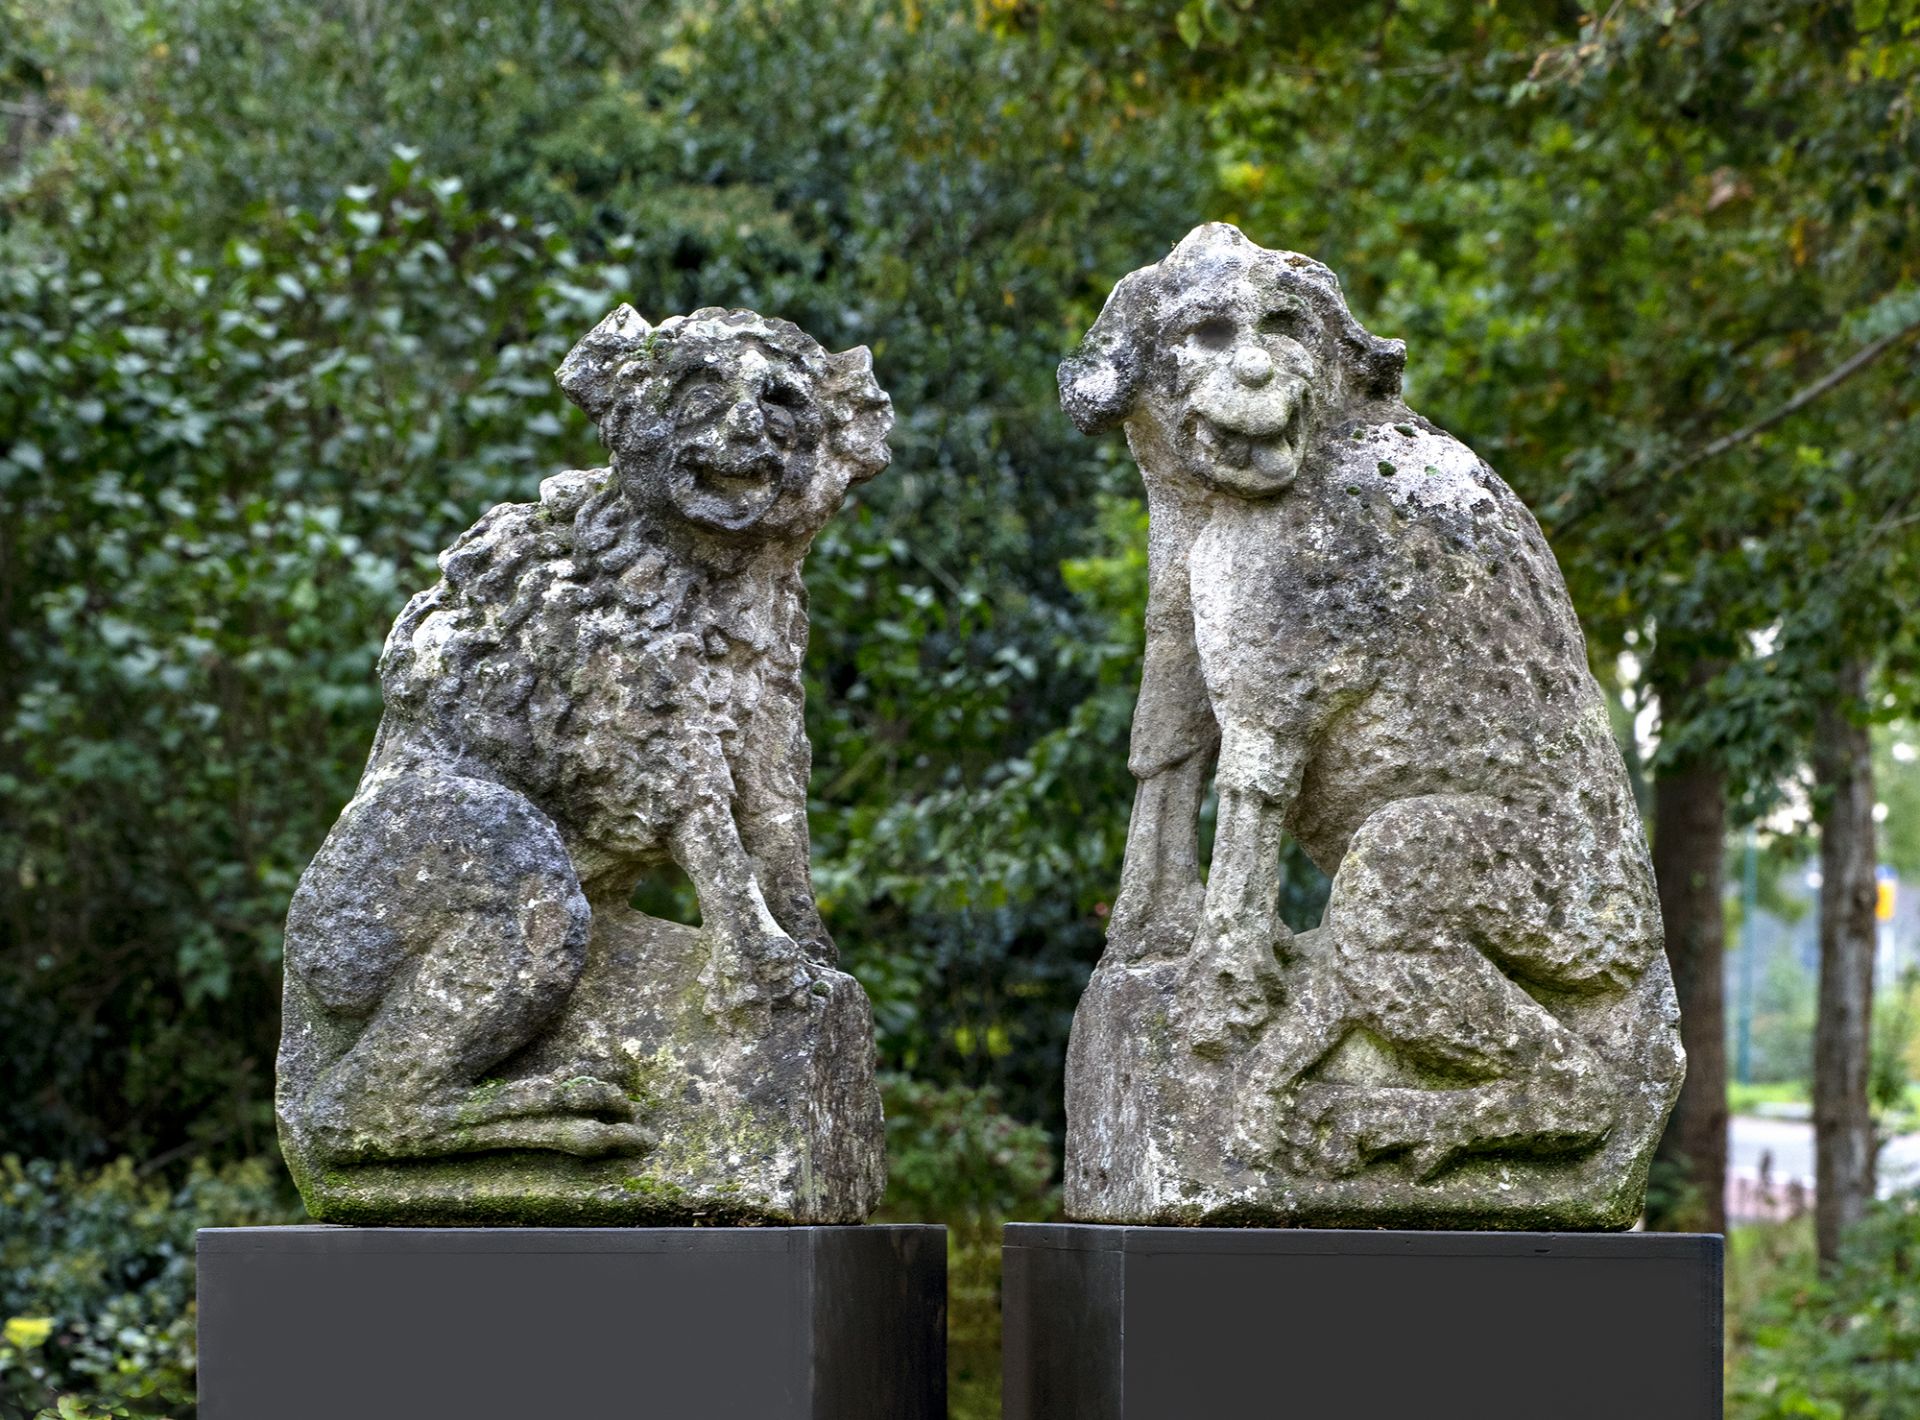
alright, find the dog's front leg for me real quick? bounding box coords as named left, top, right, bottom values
left=1177, top=725, right=1302, bottom=1057
left=671, top=795, right=809, bottom=1022
left=734, top=667, right=837, bottom=966
left=1109, top=749, right=1215, bottom=961
left=1108, top=529, right=1221, bottom=961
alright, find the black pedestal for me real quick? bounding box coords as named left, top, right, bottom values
left=1003, top=1223, right=1722, bottom=1420
left=198, top=1225, right=945, bottom=1420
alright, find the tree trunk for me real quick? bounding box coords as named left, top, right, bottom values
left=1812, top=659, right=1878, bottom=1268
left=1647, top=754, right=1729, bottom=1234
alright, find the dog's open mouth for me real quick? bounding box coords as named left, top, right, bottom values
left=1185, top=398, right=1306, bottom=483
left=671, top=444, right=791, bottom=529
left=683, top=445, right=785, bottom=493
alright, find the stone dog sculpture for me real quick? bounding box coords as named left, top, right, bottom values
left=1058, top=224, right=1684, bottom=1226
left=277, top=306, right=891, bottom=1224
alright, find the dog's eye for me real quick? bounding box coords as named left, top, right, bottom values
left=762, top=385, right=810, bottom=442
left=1258, top=307, right=1304, bottom=337
left=1190, top=317, right=1236, bottom=351
left=675, top=383, right=724, bottom=425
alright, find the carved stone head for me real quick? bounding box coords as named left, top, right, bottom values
left=558, top=305, right=892, bottom=540
left=1059, top=223, right=1407, bottom=496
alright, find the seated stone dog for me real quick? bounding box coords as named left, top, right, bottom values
left=277, top=306, right=891, bottom=1223
left=1057, top=225, right=1683, bottom=1226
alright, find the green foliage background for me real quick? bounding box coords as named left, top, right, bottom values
left=1, top=1159, right=292, bottom=1417
left=1, top=0, right=1918, bottom=1415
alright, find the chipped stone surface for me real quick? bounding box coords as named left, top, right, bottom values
left=1057, top=225, right=1684, bottom=1227
left=278, top=306, right=892, bottom=1224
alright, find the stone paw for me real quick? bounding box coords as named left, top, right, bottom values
left=450, top=1113, right=656, bottom=1158
left=1404, top=1137, right=1464, bottom=1184
left=1278, top=1084, right=1368, bottom=1178
left=1102, top=888, right=1149, bottom=960
left=1105, top=878, right=1207, bottom=964
left=521, top=1117, right=656, bottom=1158
left=1280, top=1083, right=1470, bottom=1183
left=1176, top=925, right=1284, bottom=1058
left=797, top=928, right=839, bottom=968
left=699, top=928, right=815, bottom=1023
left=546, top=1073, right=642, bottom=1120
left=450, top=1071, right=639, bottom=1129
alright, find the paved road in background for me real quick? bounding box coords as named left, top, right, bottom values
left=1730, top=1113, right=1920, bottom=1194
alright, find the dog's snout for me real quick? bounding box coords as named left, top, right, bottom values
left=1232, top=345, right=1275, bottom=387
left=723, top=395, right=766, bottom=442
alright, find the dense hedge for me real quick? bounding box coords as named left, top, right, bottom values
left=0, top=1157, right=297, bottom=1418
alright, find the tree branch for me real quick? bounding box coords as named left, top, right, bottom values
left=1547, top=312, right=1920, bottom=539
left=1669, top=313, right=1920, bottom=477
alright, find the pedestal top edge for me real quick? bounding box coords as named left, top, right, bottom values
left=1003, top=1222, right=1722, bottom=1260
left=197, top=1223, right=944, bottom=1256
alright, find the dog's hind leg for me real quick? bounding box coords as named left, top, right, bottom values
left=287, top=773, right=651, bottom=1165
left=1296, top=792, right=1620, bottom=1179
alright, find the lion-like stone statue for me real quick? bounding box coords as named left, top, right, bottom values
left=1057, top=224, right=1684, bottom=1227
left=277, top=305, right=891, bottom=1224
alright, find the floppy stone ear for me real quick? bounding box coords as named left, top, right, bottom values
left=1058, top=266, right=1157, bottom=436
left=1362, top=334, right=1407, bottom=398
left=824, top=345, right=894, bottom=484
left=556, top=304, right=653, bottom=425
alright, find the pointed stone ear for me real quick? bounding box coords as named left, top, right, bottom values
left=556, top=304, right=652, bottom=424
left=824, top=345, right=893, bottom=484
left=1058, top=267, right=1158, bottom=436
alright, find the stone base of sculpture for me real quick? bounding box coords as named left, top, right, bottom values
left=198, top=1224, right=946, bottom=1420
left=281, top=911, right=886, bottom=1225
left=1002, top=1224, right=1722, bottom=1420
left=1065, top=951, right=1680, bottom=1228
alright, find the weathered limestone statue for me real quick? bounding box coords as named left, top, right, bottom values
left=1058, top=225, right=1685, bottom=1227
left=278, top=306, right=892, bottom=1224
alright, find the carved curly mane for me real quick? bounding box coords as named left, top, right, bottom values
left=376, top=468, right=749, bottom=845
